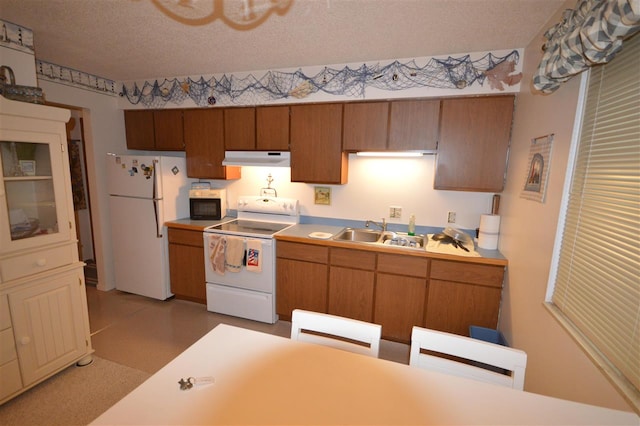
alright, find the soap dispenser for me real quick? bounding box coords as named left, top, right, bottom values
left=408, top=214, right=416, bottom=236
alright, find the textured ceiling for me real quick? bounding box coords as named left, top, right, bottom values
left=0, top=0, right=566, bottom=82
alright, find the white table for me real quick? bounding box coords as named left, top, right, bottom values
left=92, top=324, right=638, bottom=425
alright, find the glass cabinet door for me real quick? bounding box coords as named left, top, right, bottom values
left=0, top=141, right=62, bottom=243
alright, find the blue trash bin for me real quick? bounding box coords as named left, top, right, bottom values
left=468, top=326, right=508, bottom=374
left=469, top=325, right=507, bottom=346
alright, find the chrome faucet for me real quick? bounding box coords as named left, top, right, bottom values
left=365, top=218, right=387, bottom=232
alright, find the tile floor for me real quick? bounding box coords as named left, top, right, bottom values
left=86, top=286, right=410, bottom=374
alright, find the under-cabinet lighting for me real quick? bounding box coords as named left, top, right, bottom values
left=355, top=151, right=433, bottom=157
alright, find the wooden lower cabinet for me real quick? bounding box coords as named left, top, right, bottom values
left=328, top=248, right=376, bottom=322
left=275, top=241, right=504, bottom=343
left=425, top=260, right=504, bottom=336
left=276, top=242, right=329, bottom=320
left=374, top=254, right=429, bottom=342
left=168, top=228, right=206, bottom=304
left=374, top=274, right=427, bottom=342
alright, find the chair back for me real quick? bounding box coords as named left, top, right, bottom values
left=409, top=326, right=527, bottom=390
left=291, top=309, right=382, bottom=358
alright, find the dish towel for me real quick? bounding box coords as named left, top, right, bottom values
left=208, top=235, right=226, bottom=275
left=246, top=239, right=262, bottom=273
left=225, top=236, right=245, bottom=273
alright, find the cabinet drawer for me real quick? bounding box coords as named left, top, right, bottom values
left=0, top=359, right=22, bottom=401
left=0, top=327, right=17, bottom=364
left=168, top=229, right=204, bottom=247
left=377, top=254, right=428, bottom=278
left=330, top=248, right=376, bottom=270
left=0, top=294, right=10, bottom=330
left=0, top=245, right=74, bottom=282
left=277, top=241, right=328, bottom=263
left=430, top=260, right=504, bottom=287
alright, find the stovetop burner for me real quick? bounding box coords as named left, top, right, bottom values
left=208, top=219, right=293, bottom=236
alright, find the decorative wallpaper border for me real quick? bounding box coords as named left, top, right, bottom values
left=121, top=50, right=523, bottom=108
left=0, top=19, right=34, bottom=54
left=36, top=60, right=118, bottom=96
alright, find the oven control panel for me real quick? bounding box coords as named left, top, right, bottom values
left=237, top=196, right=299, bottom=216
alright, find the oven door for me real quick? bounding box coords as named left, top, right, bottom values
left=203, top=233, right=274, bottom=293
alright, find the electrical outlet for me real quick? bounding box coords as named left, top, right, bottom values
left=389, top=206, right=402, bottom=219
left=447, top=211, right=456, bottom=223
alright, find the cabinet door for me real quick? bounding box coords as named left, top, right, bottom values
left=9, top=268, right=88, bottom=385
left=124, top=110, right=155, bottom=150
left=328, top=266, right=375, bottom=322
left=374, top=273, right=427, bottom=342
left=168, top=229, right=206, bottom=304
left=388, top=100, right=440, bottom=150
left=426, top=259, right=504, bottom=336
left=435, top=96, right=514, bottom=191
left=153, top=110, right=184, bottom=151
left=343, top=102, right=389, bottom=151
left=224, top=107, right=256, bottom=150
left=256, top=106, right=290, bottom=150
left=425, top=279, right=502, bottom=336
left=184, top=109, right=240, bottom=180
left=290, top=103, right=347, bottom=184
left=0, top=137, right=73, bottom=253
left=276, top=258, right=328, bottom=321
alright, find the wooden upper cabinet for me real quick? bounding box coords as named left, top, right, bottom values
left=342, top=99, right=439, bottom=151
left=388, top=99, right=440, bottom=150
left=224, top=107, right=256, bottom=150
left=343, top=102, right=389, bottom=151
left=124, top=110, right=155, bottom=150
left=256, top=106, right=290, bottom=150
left=154, top=109, right=184, bottom=150
left=435, top=96, right=514, bottom=192
left=290, top=103, right=347, bottom=184
left=124, top=109, right=184, bottom=151
left=184, top=109, right=240, bottom=180
left=224, top=106, right=290, bottom=151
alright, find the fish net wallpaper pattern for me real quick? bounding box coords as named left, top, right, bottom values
left=121, top=50, right=522, bottom=108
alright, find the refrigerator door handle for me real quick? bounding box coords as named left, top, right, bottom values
left=153, top=199, right=162, bottom=238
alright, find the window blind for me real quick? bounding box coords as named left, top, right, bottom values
left=550, top=33, right=639, bottom=407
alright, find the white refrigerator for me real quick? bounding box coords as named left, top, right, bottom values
left=107, top=153, right=191, bottom=300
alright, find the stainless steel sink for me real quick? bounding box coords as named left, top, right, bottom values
left=332, top=228, right=382, bottom=243
left=332, top=228, right=425, bottom=250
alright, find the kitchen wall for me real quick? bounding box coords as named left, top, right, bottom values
left=498, top=0, right=632, bottom=412
left=207, top=155, right=495, bottom=231
left=37, top=80, right=126, bottom=294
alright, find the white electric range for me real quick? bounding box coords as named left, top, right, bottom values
left=203, top=196, right=299, bottom=323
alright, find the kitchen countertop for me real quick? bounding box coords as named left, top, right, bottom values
left=276, top=224, right=508, bottom=267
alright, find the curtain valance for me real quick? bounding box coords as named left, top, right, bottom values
left=533, top=0, right=640, bottom=93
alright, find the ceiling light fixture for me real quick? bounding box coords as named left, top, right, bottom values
left=150, top=0, right=294, bottom=30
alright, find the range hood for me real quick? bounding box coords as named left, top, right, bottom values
left=222, top=151, right=290, bottom=167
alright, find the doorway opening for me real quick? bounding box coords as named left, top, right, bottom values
left=64, top=108, right=98, bottom=286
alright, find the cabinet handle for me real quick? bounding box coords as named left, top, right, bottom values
left=36, top=258, right=47, bottom=266
left=20, top=336, right=31, bottom=345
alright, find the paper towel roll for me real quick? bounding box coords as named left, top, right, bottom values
left=478, top=232, right=499, bottom=250
left=478, top=214, right=501, bottom=249
left=480, top=214, right=501, bottom=234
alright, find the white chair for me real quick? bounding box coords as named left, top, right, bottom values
left=290, top=309, right=382, bottom=358
left=409, top=326, right=527, bottom=390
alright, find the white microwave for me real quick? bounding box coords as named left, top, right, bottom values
left=189, top=189, right=226, bottom=220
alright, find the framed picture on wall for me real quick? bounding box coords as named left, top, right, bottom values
left=314, top=186, right=331, bottom=205
left=521, top=134, right=553, bottom=203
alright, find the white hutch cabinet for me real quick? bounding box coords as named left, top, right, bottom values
left=0, top=95, right=93, bottom=404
